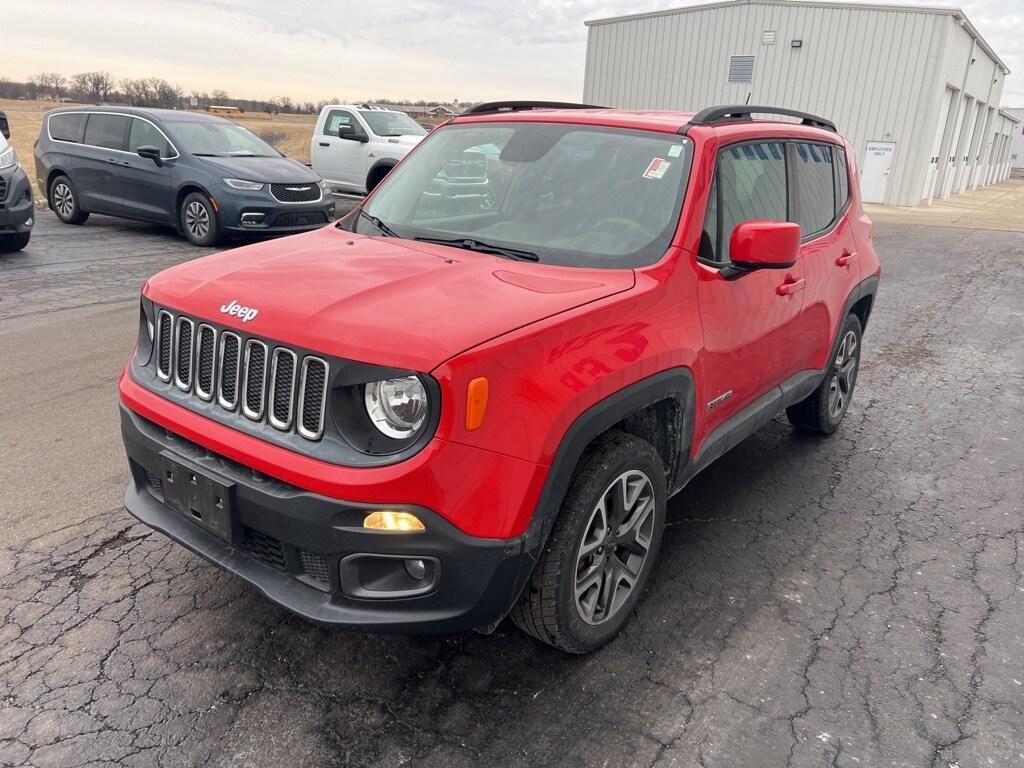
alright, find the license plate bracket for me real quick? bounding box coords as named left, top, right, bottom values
left=158, top=452, right=236, bottom=542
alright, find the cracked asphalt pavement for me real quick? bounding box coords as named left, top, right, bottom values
left=1, top=211, right=1022, bottom=767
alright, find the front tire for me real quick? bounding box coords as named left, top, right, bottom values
left=510, top=432, right=667, bottom=654
left=787, top=313, right=863, bottom=434
left=49, top=175, right=89, bottom=225
left=0, top=231, right=31, bottom=252
left=179, top=192, right=221, bottom=247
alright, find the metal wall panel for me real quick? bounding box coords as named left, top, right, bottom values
left=584, top=0, right=1010, bottom=206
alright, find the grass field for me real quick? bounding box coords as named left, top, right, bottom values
left=0, top=98, right=317, bottom=198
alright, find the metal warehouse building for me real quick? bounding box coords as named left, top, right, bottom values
left=583, top=0, right=1020, bottom=206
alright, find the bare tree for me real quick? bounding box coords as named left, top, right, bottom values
left=211, top=89, right=230, bottom=104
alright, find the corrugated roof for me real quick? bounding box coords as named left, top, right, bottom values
left=584, top=0, right=1009, bottom=73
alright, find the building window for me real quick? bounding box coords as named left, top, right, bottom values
left=728, top=55, right=755, bottom=83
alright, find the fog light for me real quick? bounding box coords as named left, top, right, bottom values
left=25, top=217, right=34, bottom=228
left=240, top=212, right=265, bottom=226
left=404, top=559, right=427, bottom=580
left=363, top=510, right=425, bottom=532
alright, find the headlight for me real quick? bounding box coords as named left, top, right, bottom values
left=364, top=376, right=428, bottom=439
left=223, top=178, right=264, bottom=191
left=0, top=147, right=17, bottom=170
left=136, top=296, right=156, bottom=364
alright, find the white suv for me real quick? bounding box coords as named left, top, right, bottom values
left=310, top=105, right=428, bottom=195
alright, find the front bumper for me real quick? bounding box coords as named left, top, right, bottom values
left=121, top=404, right=532, bottom=633
left=216, top=187, right=336, bottom=236
left=0, top=167, right=34, bottom=233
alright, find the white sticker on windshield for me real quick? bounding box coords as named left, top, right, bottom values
left=667, top=144, right=683, bottom=158
left=643, top=158, right=671, bottom=180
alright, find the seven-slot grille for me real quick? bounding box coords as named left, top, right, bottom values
left=0, top=177, right=7, bottom=202
left=270, top=183, right=321, bottom=203
left=154, top=309, right=328, bottom=441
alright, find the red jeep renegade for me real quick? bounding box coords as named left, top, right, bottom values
left=120, top=102, right=879, bottom=653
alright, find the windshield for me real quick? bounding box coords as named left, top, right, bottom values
left=352, top=122, right=692, bottom=268
left=359, top=110, right=428, bottom=138
left=167, top=120, right=280, bottom=157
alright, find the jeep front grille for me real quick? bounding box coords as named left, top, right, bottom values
left=153, top=310, right=328, bottom=442
left=0, top=177, right=7, bottom=202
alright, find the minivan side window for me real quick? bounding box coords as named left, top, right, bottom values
left=128, top=118, right=173, bottom=157
left=793, top=143, right=836, bottom=236
left=705, top=141, right=788, bottom=263
left=49, top=113, right=88, bottom=143
left=83, top=114, right=129, bottom=151
left=324, top=110, right=364, bottom=138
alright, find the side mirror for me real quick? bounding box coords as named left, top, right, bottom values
left=337, top=124, right=368, bottom=143
left=729, top=220, right=801, bottom=271
left=136, top=145, right=164, bottom=166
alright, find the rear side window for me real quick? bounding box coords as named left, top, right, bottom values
left=709, top=141, right=788, bottom=263
left=128, top=118, right=173, bottom=157
left=84, top=114, right=129, bottom=151
left=835, top=148, right=850, bottom=212
left=49, top=113, right=87, bottom=143
left=793, top=143, right=836, bottom=235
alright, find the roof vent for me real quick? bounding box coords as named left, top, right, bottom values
left=728, top=55, right=755, bottom=83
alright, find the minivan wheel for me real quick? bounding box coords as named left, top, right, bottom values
left=510, top=431, right=667, bottom=654
left=0, top=231, right=31, bottom=252
left=787, top=313, right=863, bottom=434
left=49, top=176, right=89, bottom=225
left=180, top=192, right=221, bottom=247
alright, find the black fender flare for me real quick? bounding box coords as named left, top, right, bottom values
left=365, top=160, right=396, bottom=191
left=521, top=367, right=695, bottom=557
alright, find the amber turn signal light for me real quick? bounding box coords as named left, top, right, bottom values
left=465, top=377, right=489, bottom=431
left=363, top=510, right=425, bottom=532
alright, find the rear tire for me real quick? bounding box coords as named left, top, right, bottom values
left=179, top=192, right=221, bottom=247
left=510, top=431, right=667, bottom=654
left=49, top=175, right=89, bottom=225
left=786, top=313, right=863, bottom=434
left=0, top=231, right=31, bottom=252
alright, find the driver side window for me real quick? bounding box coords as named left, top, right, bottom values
left=324, top=110, right=364, bottom=138
left=701, top=141, right=788, bottom=264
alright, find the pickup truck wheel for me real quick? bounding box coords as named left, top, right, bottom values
left=0, top=231, right=31, bottom=252
left=787, top=313, right=863, bottom=434
left=510, top=431, right=666, bottom=653
left=366, top=165, right=393, bottom=193
left=180, top=193, right=221, bottom=247
left=49, top=176, right=89, bottom=225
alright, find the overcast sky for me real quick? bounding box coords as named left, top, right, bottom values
left=6, top=0, right=1023, bottom=106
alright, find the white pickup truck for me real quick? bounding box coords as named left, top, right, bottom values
left=310, top=105, right=428, bottom=195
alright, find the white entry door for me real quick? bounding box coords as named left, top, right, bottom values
left=861, top=142, right=897, bottom=204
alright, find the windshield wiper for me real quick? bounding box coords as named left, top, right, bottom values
left=413, top=236, right=540, bottom=262
left=357, top=209, right=399, bottom=238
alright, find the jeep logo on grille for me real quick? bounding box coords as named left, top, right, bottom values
left=220, top=300, right=259, bottom=323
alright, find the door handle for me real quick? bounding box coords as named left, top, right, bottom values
left=836, top=251, right=859, bottom=267
left=776, top=277, right=805, bottom=296
left=318, top=142, right=330, bottom=147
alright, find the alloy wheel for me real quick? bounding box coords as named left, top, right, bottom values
left=184, top=201, right=210, bottom=240
left=828, top=330, right=859, bottom=419
left=53, top=183, right=74, bottom=218
left=574, top=469, right=656, bottom=625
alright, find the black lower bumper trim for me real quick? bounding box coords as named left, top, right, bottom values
left=121, top=405, right=530, bottom=633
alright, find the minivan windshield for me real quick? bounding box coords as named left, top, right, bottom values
left=167, top=120, right=280, bottom=158
left=359, top=111, right=427, bottom=137
left=351, top=122, right=692, bottom=268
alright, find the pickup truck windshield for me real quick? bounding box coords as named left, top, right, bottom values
left=167, top=121, right=279, bottom=158
left=359, top=111, right=427, bottom=138
left=354, top=122, right=691, bottom=268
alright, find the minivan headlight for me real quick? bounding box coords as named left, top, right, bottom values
left=365, top=376, right=428, bottom=439
left=0, top=147, right=17, bottom=170
left=223, top=178, right=264, bottom=191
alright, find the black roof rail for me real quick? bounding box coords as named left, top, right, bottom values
left=683, top=105, right=837, bottom=133
left=463, top=100, right=606, bottom=115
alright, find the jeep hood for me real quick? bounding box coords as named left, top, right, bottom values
left=143, top=226, right=635, bottom=372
